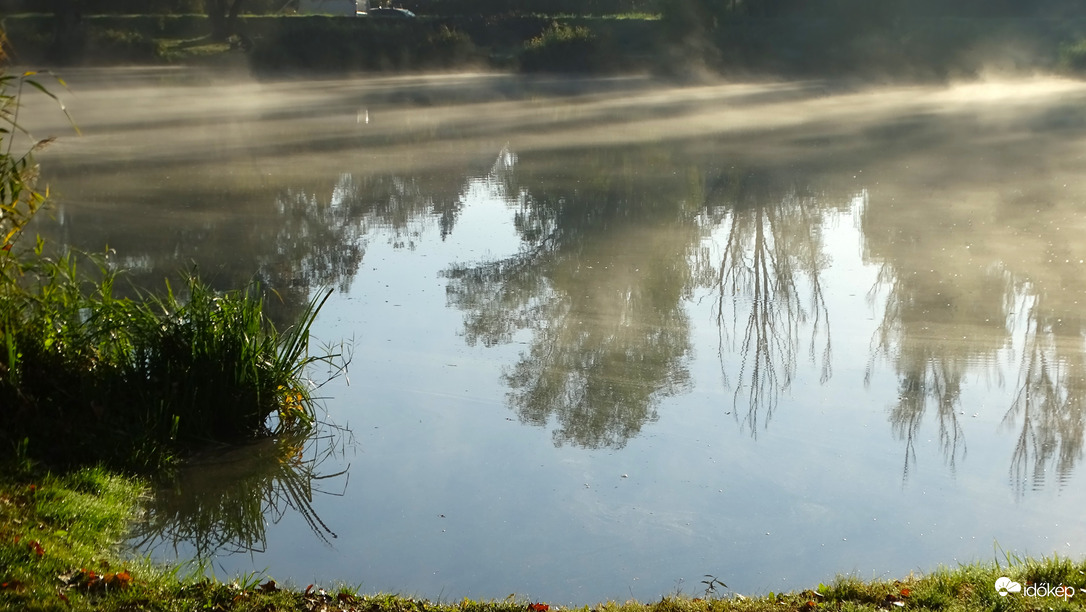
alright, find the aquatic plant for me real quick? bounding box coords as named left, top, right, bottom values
left=0, top=35, right=343, bottom=472
left=0, top=248, right=340, bottom=471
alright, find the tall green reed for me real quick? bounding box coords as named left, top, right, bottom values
left=0, top=35, right=342, bottom=473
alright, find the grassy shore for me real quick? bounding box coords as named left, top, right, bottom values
left=1, top=465, right=1084, bottom=611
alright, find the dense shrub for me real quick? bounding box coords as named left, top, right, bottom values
left=248, top=17, right=484, bottom=72
left=86, top=28, right=163, bottom=61
left=423, top=25, right=481, bottom=67
left=1059, top=37, right=1086, bottom=73
left=519, top=21, right=599, bottom=72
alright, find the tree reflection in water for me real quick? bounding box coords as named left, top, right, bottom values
left=130, top=429, right=348, bottom=560
left=860, top=186, right=1012, bottom=481
left=1003, top=293, right=1086, bottom=497
left=701, top=169, right=834, bottom=436
left=445, top=148, right=697, bottom=449
left=444, top=148, right=852, bottom=446
left=865, top=262, right=990, bottom=480
left=439, top=139, right=1086, bottom=492
left=860, top=171, right=1086, bottom=490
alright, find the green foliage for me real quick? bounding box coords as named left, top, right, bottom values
left=0, top=251, right=337, bottom=471
left=249, top=18, right=483, bottom=73
left=87, top=28, right=161, bottom=61
left=0, top=0, right=284, bottom=15
left=427, top=25, right=482, bottom=67
left=520, top=22, right=599, bottom=72
left=1059, top=38, right=1086, bottom=73
left=400, top=0, right=661, bottom=18
left=0, top=54, right=68, bottom=255
left=0, top=41, right=340, bottom=473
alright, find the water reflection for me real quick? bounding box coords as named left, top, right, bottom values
left=445, top=148, right=698, bottom=448
left=700, top=169, right=838, bottom=435
left=1005, top=294, right=1086, bottom=496
left=860, top=248, right=1011, bottom=478
left=443, top=127, right=1086, bottom=495
left=858, top=123, right=1086, bottom=489
left=131, top=432, right=347, bottom=559
left=30, top=71, right=1086, bottom=600
left=443, top=150, right=852, bottom=444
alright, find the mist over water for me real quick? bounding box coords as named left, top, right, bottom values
left=21, top=69, right=1086, bottom=603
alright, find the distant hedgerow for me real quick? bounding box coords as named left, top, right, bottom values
left=520, top=21, right=600, bottom=72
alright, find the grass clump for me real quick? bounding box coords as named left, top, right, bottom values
left=0, top=247, right=336, bottom=472
left=0, top=37, right=339, bottom=474
left=1059, top=37, right=1086, bottom=73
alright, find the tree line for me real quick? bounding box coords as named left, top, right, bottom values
left=4, top=0, right=1080, bottom=17
left=660, top=0, right=1080, bottom=26
left=1, top=0, right=280, bottom=14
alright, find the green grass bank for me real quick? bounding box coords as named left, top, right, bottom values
left=3, top=465, right=1086, bottom=611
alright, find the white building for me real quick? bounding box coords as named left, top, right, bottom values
left=298, top=0, right=368, bottom=15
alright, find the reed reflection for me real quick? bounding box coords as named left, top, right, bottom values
left=130, top=431, right=347, bottom=559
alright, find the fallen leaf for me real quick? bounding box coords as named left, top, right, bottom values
left=1, top=580, right=25, bottom=592
left=105, top=571, right=132, bottom=589
left=27, top=539, right=44, bottom=557
left=529, top=604, right=550, bottom=611
left=258, top=579, right=279, bottom=593
left=900, top=588, right=911, bottom=598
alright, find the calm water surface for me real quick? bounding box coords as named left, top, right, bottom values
left=20, top=68, right=1086, bottom=603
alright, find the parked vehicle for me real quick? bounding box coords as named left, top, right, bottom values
left=364, top=7, right=416, bottom=18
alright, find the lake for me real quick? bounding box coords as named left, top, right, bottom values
left=20, top=68, right=1086, bottom=604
